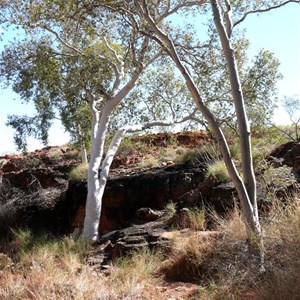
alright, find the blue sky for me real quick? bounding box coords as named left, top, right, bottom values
left=0, top=3, right=300, bottom=154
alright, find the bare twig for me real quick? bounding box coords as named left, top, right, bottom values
left=234, top=0, right=300, bottom=28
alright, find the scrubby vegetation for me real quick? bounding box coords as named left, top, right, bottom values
left=69, top=163, right=88, bottom=181
left=1, top=196, right=300, bottom=299
left=1, top=127, right=300, bottom=299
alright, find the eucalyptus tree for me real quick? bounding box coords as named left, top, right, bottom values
left=0, top=1, right=158, bottom=240
left=130, top=0, right=261, bottom=241
left=113, top=62, right=198, bottom=131
left=124, top=0, right=299, bottom=265
left=113, top=19, right=281, bottom=134
left=0, top=39, right=110, bottom=162
left=0, top=0, right=199, bottom=241
left=0, top=0, right=293, bottom=244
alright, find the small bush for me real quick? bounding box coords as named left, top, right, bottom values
left=64, top=148, right=80, bottom=160
left=165, top=202, right=176, bottom=216
left=175, top=148, right=201, bottom=164
left=205, top=160, right=230, bottom=182
left=116, top=136, right=136, bottom=156
left=69, top=163, right=88, bottom=181
left=48, top=148, right=63, bottom=161
left=178, top=208, right=206, bottom=231
left=138, top=156, right=159, bottom=168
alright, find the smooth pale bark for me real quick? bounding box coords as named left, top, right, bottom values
left=83, top=68, right=143, bottom=241
left=210, top=0, right=259, bottom=222
left=83, top=103, right=113, bottom=241
left=80, top=143, right=88, bottom=164
left=138, top=0, right=260, bottom=237
left=83, top=108, right=197, bottom=240
left=210, top=4, right=264, bottom=271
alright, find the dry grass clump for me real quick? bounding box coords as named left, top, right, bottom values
left=138, top=156, right=160, bottom=168
left=159, top=208, right=264, bottom=298
left=69, top=163, right=88, bottom=181
left=253, top=199, right=300, bottom=300
left=176, top=208, right=206, bottom=231
left=205, top=160, right=230, bottom=183
left=0, top=231, right=163, bottom=300
left=160, top=233, right=218, bottom=283
left=2, top=197, right=300, bottom=299
left=158, top=197, right=300, bottom=299
left=108, top=248, right=164, bottom=299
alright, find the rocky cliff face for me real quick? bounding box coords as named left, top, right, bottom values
left=1, top=134, right=299, bottom=238
left=68, top=165, right=206, bottom=234
left=0, top=133, right=212, bottom=236
left=0, top=157, right=206, bottom=235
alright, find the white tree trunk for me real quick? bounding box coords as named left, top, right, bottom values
left=80, top=142, right=88, bottom=164
left=211, top=2, right=264, bottom=269
left=83, top=104, right=112, bottom=241
left=138, top=1, right=261, bottom=237
left=83, top=69, right=143, bottom=241
left=210, top=0, right=259, bottom=224
left=82, top=111, right=197, bottom=241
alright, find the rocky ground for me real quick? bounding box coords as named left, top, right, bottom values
left=1, top=131, right=300, bottom=299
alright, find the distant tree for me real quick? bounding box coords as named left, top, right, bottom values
left=282, top=95, right=300, bottom=141
left=243, top=50, right=282, bottom=127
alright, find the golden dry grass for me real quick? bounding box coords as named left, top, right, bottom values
left=0, top=234, right=164, bottom=300
left=1, top=197, right=300, bottom=299
left=159, top=200, right=300, bottom=299
left=253, top=199, right=300, bottom=300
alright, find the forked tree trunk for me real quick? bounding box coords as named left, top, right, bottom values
left=210, top=0, right=259, bottom=222
left=83, top=70, right=143, bottom=241
left=138, top=1, right=261, bottom=239
left=83, top=103, right=114, bottom=241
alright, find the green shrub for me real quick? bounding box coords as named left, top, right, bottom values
left=69, top=163, right=88, bottom=181
left=138, top=157, right=159, bottom=168
left=175, top=148, right=202, bottom=164
left=205, top=160, right=230, bottom=182
left=64, top=148, right=80, bottom=160
left=12, top=229, right=90, bottom=261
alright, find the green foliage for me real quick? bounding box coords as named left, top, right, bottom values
left=0, top=0, right=283, bottom=153
left=6, top=114, right=53, bottom=153
left=69, top=163, right=88, bottom=181
left=251, top=125, right=289, bottom=147
left=282, top=95, right=300, bottom=141
left=243, top=50, right=282, bottom=126
left=262, top=165, right=296, bottom=191
left=0, top=38, right=114, bottom=151
left=12, top=229, right=90, bottom=262
left=174, top=148, right=202, bottom=165
left=205, top=160, right=230, bottom=182
left=138, top=156, right=159, bottom=168
left=116, top=136, right=136, bottom=156
left=64, top=148, right=80, bottom=160
left=165, top=202, right=177, bottom=216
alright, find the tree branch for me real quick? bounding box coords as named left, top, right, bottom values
left=234, top=0, right=300, bottom=28
left=224, top=0, right=233, bottom=38
left=41, top=25, right=82, bottom=54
